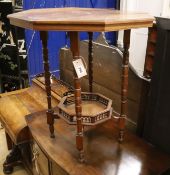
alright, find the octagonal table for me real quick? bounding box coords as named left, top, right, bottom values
left=8, top=8, right=154, bottom=162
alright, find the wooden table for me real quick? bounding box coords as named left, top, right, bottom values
left=8, top=7, right=155, bottom=170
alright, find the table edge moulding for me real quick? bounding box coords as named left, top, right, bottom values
left=8, top=8, right=154, bottom=31
left=8, top=7, right=154, bottom=163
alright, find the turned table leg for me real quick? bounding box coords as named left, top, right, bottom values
left=119, top=29, right=131, bottom=142
left=88, top=32, right=94, bottom=93
left=69, top=32, right=84, bottom=163
left=40, top=31, right=55, bottom=138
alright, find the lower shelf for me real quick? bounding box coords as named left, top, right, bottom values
left=57, top=92, right=112, bottom=125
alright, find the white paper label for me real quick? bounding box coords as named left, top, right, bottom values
left=73, top=58, right=87, bottom=78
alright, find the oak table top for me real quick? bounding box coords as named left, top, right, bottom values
left=8, top=8, right=154, bottom=31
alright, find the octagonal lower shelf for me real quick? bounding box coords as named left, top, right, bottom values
left=57, top=92, right=112, bottom=125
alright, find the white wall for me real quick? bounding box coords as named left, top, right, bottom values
left=162, top=0, right=170, bottom=16
left=118, top=0, right=163, bottom=76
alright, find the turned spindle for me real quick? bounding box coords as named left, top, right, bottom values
left=88, top=32, right=94, bottom=93
left=119, top=29, right=131, bottom=142
left=69, top=31, right=84, bottom=162
left=40, top=31, right=55, bottom=138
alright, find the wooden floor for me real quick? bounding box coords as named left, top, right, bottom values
left=26, top=110, right=170, bottom=175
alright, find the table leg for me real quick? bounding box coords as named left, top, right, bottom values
left=88, top=32, right=93, bottom=93
left=119, top=29, right=131, bottom=142
left=69, top=31, right=84, bottom=163
left=40, top=31, right=55, bottom=138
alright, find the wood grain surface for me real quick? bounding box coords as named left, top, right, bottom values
left=0, top=77, right=70, bottom=144
left=8, top=8, right=154, bottom=31
left=26, top=111, right=170, bottom=175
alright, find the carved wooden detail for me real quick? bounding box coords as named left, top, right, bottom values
left=119, top=29, right=131, bottom=142
left=3, top=146, right=22, bottom=174
left=40, top=31, right=55, bottom=138
left=69, top=32, right=84, bottom=162
left=88, top=32, right=94, bottom=93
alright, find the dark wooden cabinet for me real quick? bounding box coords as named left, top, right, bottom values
left=144, top=23, right=157, bottom=78
left=143, top=17, right=170, bottom=154
left=136, top=23, right=157, bottom=136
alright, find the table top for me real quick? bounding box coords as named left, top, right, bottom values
left=8, top=8, right=154, bottom=31
left=26, top=110, right=170, bottom=175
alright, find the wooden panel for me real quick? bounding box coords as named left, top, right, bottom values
left=52, top=162, right=69, bottom=175
left=0, top=88, right=28, bottom=97
left=144, top=23, right=157, bottom=77
left=0, top=95, right=29, bottom=143
left=32, top=142, right=49, bottom=175
left=8, top=8, right=154, bottom=31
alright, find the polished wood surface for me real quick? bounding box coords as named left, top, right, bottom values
left=26, top=111, right=170, bottom=175
left=0, top=88, right=28, bottom=97
left=0, top=76, right=71, bottom=174
left=0, top=77, right=70, bottom=144
left=8, top=8, right=154, bottom=31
